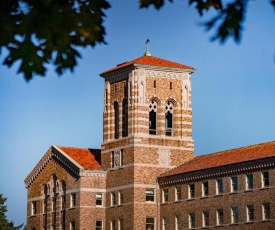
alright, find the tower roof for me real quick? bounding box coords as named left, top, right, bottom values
left=101, top=55, right=194, bottom=75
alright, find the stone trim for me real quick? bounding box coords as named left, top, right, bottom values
left=158, top=157, right=275, bottom=186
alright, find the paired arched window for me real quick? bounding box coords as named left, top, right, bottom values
left=149, top=100, right=174, bottom=136
left=149, top=100, right=157, bottom=135
left=114, top=101, right=119, bottom=139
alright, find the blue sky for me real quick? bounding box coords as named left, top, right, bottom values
left=0, top=0, right=274, bottom=225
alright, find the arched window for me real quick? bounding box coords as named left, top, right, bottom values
left=114, top=101, right=119, bottom=139
left=122, top=99, right=128, bottom=137
left=165, top=101, right=173, bottom=136
left=149, top=100, right=157, bottom=135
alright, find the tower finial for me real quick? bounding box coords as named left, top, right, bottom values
left=144, top=39, right=151, bottom=56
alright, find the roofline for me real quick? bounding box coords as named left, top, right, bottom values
left=100, top=63, right=195, bottom=78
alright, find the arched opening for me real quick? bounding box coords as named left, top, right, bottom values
left=114, top=101, right=119, bottom=139
left=122, top=98, right=128, bottom=137
left=165, top=101, right=173, bottom=136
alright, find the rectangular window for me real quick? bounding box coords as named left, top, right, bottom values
left=70, top=193, right=76, bottom=208
left=216, top=179, right=223, bottom=194
left=162, top=189, right=168, bottom=203
left=175, top=185, right=181, bottom=201
left=96, top=220, right=103, bottom=230
left=146, top=189, right=155, bottom=203
left=231, top=207, right=239, bottom=224
left=188, top=184, right=195, bottom=199
left=246, top=174, right=253, bottom=190
left=170, top=82, right=172, bottom=90
left=202, top=181, right=209, bottom=197
left=175, top=216, right=181, bottom=230
left=31, top=201, right=37, bottom=216
left=61, top=196, right=66, bottom=210
left=231, top=176, right=238, bottom=192
left=111, top=192, right=116, bottom=206
left=263, top=203, right=270, bottom=220
left=216, top=209, right=223, bottom=225
left=162, top=218, right=168, bottom=230
left=118, top=219, right=123, bottom=230
left=189, top=213, right=195, bottom=229
left=118, top=191, right=123, bottom=205
left=202, top=211, right=209, bottom=227
left=70, top=221, right=75, bottom=230
left=52, top=197, right=56, bottom=212
left=43, top=199, right=47, bottom=214
left=110, top=220, right=115, bottom=230
left=111, top=152, right=115, bottom=168
left=96, top=193, right=103, bottom=206
left=262, top=171, right=270, bottom=187
left=146, top=217, right=155, bottom=230
left=246, top=205, right=254, bottom=222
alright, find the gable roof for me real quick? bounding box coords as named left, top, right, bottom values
left=58, top=146, right=102, bottom=170
left=160, top=141, right=275, bottom=178
left=101, top=55, right=194, bottom=75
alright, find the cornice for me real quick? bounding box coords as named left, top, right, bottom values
left=158, top=157, right=275, bottom=186
left=24, top=146, right=81, bottom=188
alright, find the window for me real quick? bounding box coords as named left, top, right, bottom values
left=202, top=181, right=209, bottom=197
left=202, top=211, right=209, bottom=227
left=231, top=176, right=238, bottom=192
left=146, top=189, right=155, bottom=202
left=61, top=196, right=65, bottom=210
left=175, top=185, right=181, bottom=201
left=216, top=179, right=223, bottom=194
left=162, top=189, right=168, bottom=203
left=246, top=174, right=253, bottom=190
left=188, top=184, right=195, bottom=199
left=231, top=207, right=238, bottom=224
left=111, top=192, right=116, bottom=206
left=246, top=205, right=254, bottom=222
left=110, top=220, right=115, bottom=230
left=154, top=80, right=156, bottom=88
left=70, top=193, right=76, bottom=208
left=96, top=193, right=103, bottom=206
left=175, top=216, right=181, bottom=230
left=262, top=203, right=270, bottom=220
left=162, top=218, right=168, bottom=230
left=96, top=220, right=103, bottom=230
left=114, top=101, right=119, bottom=139
left=122, top=98, right=128, bottom=137
left=189, top=213, right=195, bottom=229
left=216, top=209, right=223, bottom=225
left=165, top=101, right=173, bottom=136
left=149, top=100, right=157, bottom=135
left=43, top=199, right=47, bottom=214
left=31, top=201, right=37, bottom=216
left=170, top=82, right=172, bottom=90
left=262, top=171, right=269, bottom=187
left=52, top=197, right=56, bottom=212
left=118, top=219, right=123, bottom=230
left=118, top=191, right=123, bottom=205
left=111, top=151, right=115, bottom=168
left=70, top=221, right=75, bottom=230
left=146, top=217, right=155, bottom=230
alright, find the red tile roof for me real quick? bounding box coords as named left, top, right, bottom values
left=102, top=55, right=194, bottom=74
left=58, top=146, right=102, bottom=170
left=161, top=141, right=275, bottom=177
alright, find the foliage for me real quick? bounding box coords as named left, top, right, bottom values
left=0, top=0, right=110, bottom=81
left=0, top=0, right=274, bottom=81
left=0, top=194, right=24, bottom=230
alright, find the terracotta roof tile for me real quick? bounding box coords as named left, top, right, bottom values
left=161, top=141, right=275, bottom=177
left=58, top=146, right=102, bottom=170
left=102, top=55, right=194, bottom=74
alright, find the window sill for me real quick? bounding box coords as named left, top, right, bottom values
left=214, top=194, right=223, bottom=197
left=30, top=215, right=36, bottom=218
left=244, top=189, right=253, bottom=193
left=201, top=196, right=209, bottom=199
left=261, top=219, right=270, bottom=222
left=117, top=204, right=123, bottom=207
left=260, top=187, right=269, bottom=190
left=245, top=221, right=254, bottom=224
left=69, top=207, right=75, bottom=210
left=229, top=192, right=237, bottom=195
left=215, top=225, right=223, bottom=228
left=187, top=198, right=195, bottom=201
left=229, top=223, right=238, bottom=226
left=174, top=200, right=182, bottom=203
left=161, top=202, right=168, bottom=205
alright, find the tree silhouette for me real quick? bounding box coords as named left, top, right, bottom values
left=0, top=0, right=274, bottom=81
left=0, top=194, right=24, bottom=230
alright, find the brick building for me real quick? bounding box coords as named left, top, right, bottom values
left=25, top=49, right=275, bottom=230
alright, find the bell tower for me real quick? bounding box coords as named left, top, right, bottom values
left=100, top=43, right=195, bottom=229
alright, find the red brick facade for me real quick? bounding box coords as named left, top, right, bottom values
left=25, top=53, right=275, bottom=230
